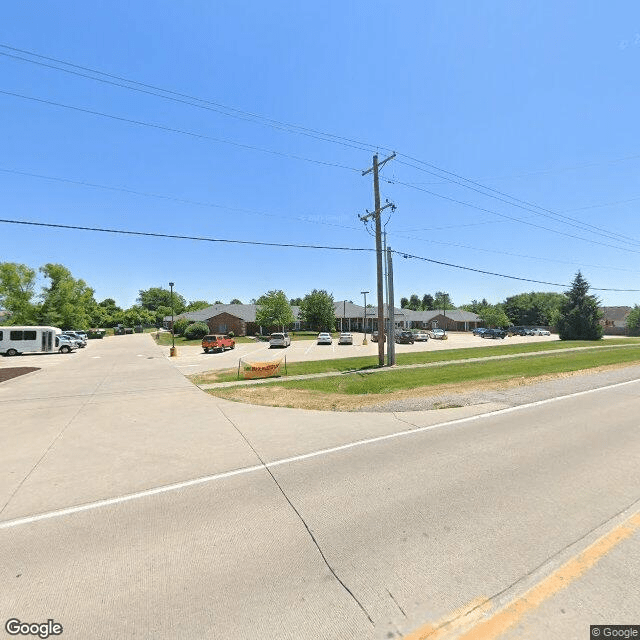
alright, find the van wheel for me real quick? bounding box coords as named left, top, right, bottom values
left=6, top=348, right=18, bottom=357
left=230, top=344, right=235, bottom=349
left=60, top=345, right=70, bottom=354
left=203, top=348, right=209, bottom=353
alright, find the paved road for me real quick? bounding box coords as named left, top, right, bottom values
left=1, top=334, right=638, bottom=639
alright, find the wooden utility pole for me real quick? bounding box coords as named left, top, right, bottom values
left=361, top=152, right=396, bottom=367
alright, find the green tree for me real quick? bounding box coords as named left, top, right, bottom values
left=184, top=321, right=209, bottom=340
left=503, top=292, right=565, bottom=326
left=39, top=263, right=96, bottom=329
left=434, top=291, right=455, bottom=310
left=299, top=289, right=336, bottom=331
left=230, top=298, right=243, bottom=305
left=400, top=297, right=409, bottom=308
left=557, top=272, right=603, bottom=340
left=289, top=297, right=303, bottom=306
left=138, top=287, right=186, bottom=315
left=421, top=294, right=434, bottom=310
left=121, top=305, right=155, bottom=327
left=185, top=300, right=211, bottom=311
left=626, top=305, right=640, bottom=335
left=478, top=304, right=510, bottom=328
left=172, top=317, right=190, bottom=336
left=408, top=294, right=421, bottom=310
left=255, top=290, right=295, bottom=332
left=0, top=262, right=39, bottom=324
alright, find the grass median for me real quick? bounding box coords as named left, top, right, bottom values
left=205, top=342, right=640, bottom=410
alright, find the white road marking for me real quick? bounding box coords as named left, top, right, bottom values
left=1, top=377, right=638, bottom=530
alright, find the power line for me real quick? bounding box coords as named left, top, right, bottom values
left=395, top=156, right=640, bottom=247
left=388, top=177, right=640, bottom=255
left=0, top=43, right=383, bottom=155
left=2, top=217, right=639, bottom=291
left=0, top=90, right=360, bottom=173
left=0, top=167, right=362, bottom=232
left=393, top=250, right=640, bottom=292
left=4, top=42, right=639, bottom=249
left=0, top=218, right=372, bottom=252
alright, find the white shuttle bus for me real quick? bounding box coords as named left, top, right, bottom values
left=0, top=326, right=61, bottom=356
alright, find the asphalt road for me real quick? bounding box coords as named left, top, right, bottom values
left=1, top=334, right=639, bottom=639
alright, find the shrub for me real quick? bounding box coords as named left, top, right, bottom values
left=172, top=317, right=190, bottom=336
left=184, top=321, right=209, bottom=340
left=227, top=330, right=235, bottom=338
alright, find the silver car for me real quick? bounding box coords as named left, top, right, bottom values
left=338, top=332, right=353, bottom=345
left=269, top=332, right=291, bottom=348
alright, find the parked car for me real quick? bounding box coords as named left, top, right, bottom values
left=414, top=331, right=430, bottom=342
left=531, top=328, right=551, bottom=336
left=202, top=334, right=235, bottom=353
left=269, top=332, right=291, bottom=348
left=338, top=332, right=353, bottom=345
left=395, top=331, right=415, bottom=344
left=317, top=332, right=333, bottom=345
left=370, top=331, right=387, bottom=342
left=429, top=328, right=448, bottom=340
left=62, top=331, right=87, bottom=348
left=482, top=328, right=507, bottom=339
left=473, top=327, right=488, bottom=336
left=55, top=335, right=78, bottom=354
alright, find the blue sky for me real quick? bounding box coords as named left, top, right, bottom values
left=2, top=2, right=640, bottom=309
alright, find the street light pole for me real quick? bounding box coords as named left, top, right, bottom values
left=169, top=282, right=177, bottom=357
left=361, top=290, right=369, bottom=345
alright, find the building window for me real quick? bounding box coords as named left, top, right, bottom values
left=218, top=324, right=227, bottom=333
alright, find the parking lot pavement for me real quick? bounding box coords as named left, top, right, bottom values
left=163, top=331, right=561, bottom=374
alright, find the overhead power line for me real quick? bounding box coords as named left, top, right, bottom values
left=388, top=177, right=640, bottom=255
left=0, top=167, right=361, bottom=232
left=0, top=90, right=360, bottom=173
left=0, top=43, right=382, bottom=155
left=1, top=217, right=639, bottom=291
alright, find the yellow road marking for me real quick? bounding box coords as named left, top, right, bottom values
left=404, top=511, right=640, bottom=640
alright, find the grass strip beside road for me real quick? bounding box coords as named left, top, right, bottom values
left=206, top=344, right=640, bottom=410
left=191, top=338, right=640, bottom=385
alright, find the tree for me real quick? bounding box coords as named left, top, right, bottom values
left=0, top=262, right=39, bottom=324
left=289, top=297, right=303, bottom=306
left=408, top=294, right=421, bottom=310
left=120, top=305, right=155, bottom=327
left=478, top=304, right=510, bottom=328
left=230, top=298, right=243, bottom=305
left=255, top=290, right=295, bottom=332
left=299, top=289, right=336, bottom=331
left=400, top=297, right=409, bottom=308
left=173, top=317, right=190, bottom=335
left=185, top=300, right=211, bottom=311
left=626, top=305, right=640, bottom=335
left=138, top=287, right=186, bottom=315
left=434, top=291, right=455, bottom=310
left=422, top=294, right=434, bottom=310
left=95, top=298, right=123, bottom=327
left=39, top=263, right=97, bottom=329
left=556, top=272, right=603, bottom=340
left=503, top=292, right=565, bottom=326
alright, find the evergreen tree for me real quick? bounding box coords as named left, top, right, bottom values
left=557, top=272, right=603, bottom=340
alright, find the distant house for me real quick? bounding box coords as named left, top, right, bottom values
left=165, top=301, right=481, bottom=336
left=599, top=306, right=632, bottom=335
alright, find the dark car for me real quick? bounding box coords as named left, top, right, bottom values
left=473, top=327, right=488, bottom=337
left=395, top=331, right=415, bottom=344
left=482, top=328, right=507, bottom=339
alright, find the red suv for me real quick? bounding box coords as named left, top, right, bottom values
left=202, top=334, right=235, bottom=353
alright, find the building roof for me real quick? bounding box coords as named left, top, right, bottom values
left=600, top=306, right=632, bottom=322
left=400, top=308, right=481, bottom=322
left=167, top=303, right=301, bottom=323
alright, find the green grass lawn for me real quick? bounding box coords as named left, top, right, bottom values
left=258, top=344, right=640, bottom=395
left=192, top=338, right=640, bottom=384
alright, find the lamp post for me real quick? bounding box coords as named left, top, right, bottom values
left=361, top=290, right=369, bottom=345
left=169, top=282, right=177, bottom=357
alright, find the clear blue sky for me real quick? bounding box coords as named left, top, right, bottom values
left=2, top=2, right=640, bottom=309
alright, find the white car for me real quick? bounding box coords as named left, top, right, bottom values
left=414, top=331, right=430, bottom=342
left=531, top=328, right=551, bottom=336
left=317, top=332, right=333, bottom=345
left=55, top=335, right=78, bottom=354
left=338, top=332, right=353, bottom=345
left=269, top=332, right=291, bottom=348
